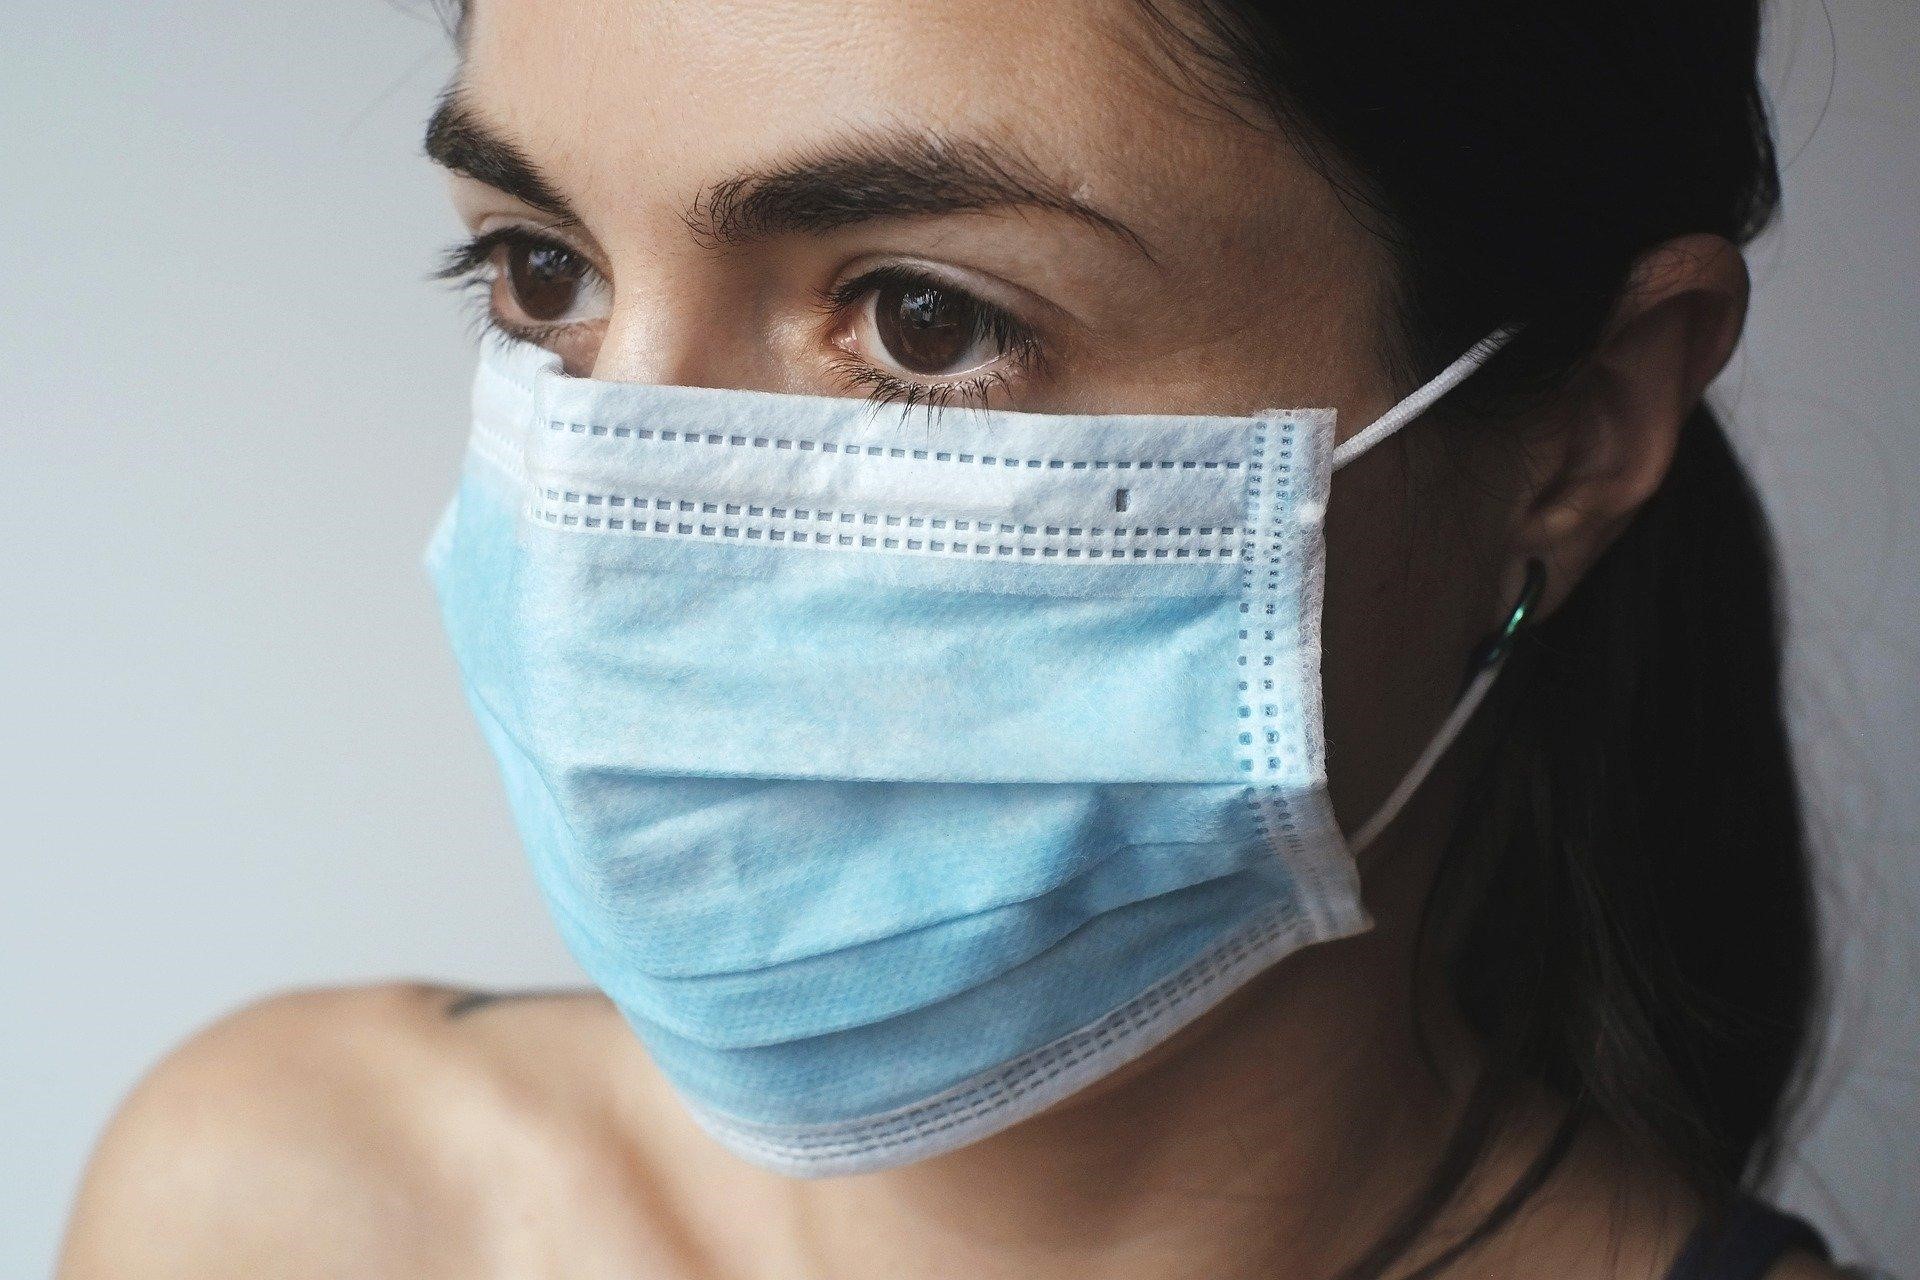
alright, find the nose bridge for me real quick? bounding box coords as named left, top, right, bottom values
left=588, top=251, right=757, bottom=390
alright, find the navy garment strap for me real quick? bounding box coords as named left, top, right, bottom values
left=1665, top=1196, right=1830, bottom=1280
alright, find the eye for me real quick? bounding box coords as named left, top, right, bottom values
left=868, top=275, right=998, bottom=375
left=490, top=231, right=609, bottom=328
left=836, top=266, right=1033, bottom=382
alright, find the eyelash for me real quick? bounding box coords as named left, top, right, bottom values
left=433, top=229, right=1042, bottom=410
left=432, top=227, right=583, bottom=351
left=815, top=263, right=1041, bottom=412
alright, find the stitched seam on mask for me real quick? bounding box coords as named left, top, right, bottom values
left=544, top=418, right=1245, bottom=473
left=478, top=342, right=544, bottom=397
left=525, top=486, right=1243, bottom=559
left=1235, top=420, right=1306, bottom=876
left=1257, top=411, right=1355, bottom=939
left=696, top=904, right=1310, bottom=1155
left=471, top=420, right=525, bottom=484
left=684, top=892, right=1363, bottom=1163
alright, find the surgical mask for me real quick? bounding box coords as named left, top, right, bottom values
left=426, top=328, right=1517, bottom=1176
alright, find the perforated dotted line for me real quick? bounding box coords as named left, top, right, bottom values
left=529, top=487, right=1243, bottom=560
left=1234, top=421, right=1306, bottom=863
left=547, top=418, right=1247, bottom=473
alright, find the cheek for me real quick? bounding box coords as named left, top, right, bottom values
left=1317, top=436, right=1510, bottom=839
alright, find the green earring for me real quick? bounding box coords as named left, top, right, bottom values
left=1467, top=558, right=1547, bottom=677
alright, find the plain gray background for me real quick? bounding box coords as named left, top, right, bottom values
left=1, top=1, right=1913, bottom=1274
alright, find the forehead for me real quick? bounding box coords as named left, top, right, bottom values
left=457, top=0, right=1341, bottom=258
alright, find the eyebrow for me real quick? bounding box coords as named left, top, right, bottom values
left=686, top=130, right=1153, bottom=259
left=423, top=88, right=581, bottom=227
left=423, top=90, right=1152, bottom=259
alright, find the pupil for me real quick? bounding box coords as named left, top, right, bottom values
left=506, top=241, right=584, bottom=322
left=875, top=278, right=983, bottom=375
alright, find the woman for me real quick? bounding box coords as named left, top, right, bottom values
left=58, top=1, right=1877, bottom=1277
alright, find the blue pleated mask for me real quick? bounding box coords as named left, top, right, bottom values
left=426, top=329, right=1513, bottom=1175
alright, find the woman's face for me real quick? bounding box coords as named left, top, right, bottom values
left=435, top=0, right=1518, bottom=845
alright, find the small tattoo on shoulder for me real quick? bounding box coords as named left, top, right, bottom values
left=442, top=987, right=595, bottom=1019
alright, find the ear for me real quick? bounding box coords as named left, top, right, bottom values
left=1510, top=233, right=1751, bottom=617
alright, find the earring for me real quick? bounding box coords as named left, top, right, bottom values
left=1465, top=558, right=1547, bottom=679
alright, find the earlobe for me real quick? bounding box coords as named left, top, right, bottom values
left=1512, top=234, right=1751, bottom=616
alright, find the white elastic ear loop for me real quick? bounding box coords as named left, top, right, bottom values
left=1330, top=326, right=1520, bottom=471
left=1345, top=657, right=1506, bottom=857
left=1331, top=325, right=1522, bottom=855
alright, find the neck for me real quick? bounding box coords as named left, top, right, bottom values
left=779, top=878, right=1482, bottom=1280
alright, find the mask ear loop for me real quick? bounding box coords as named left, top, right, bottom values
left=1330, top=327, right=1520, bottom=471
left=1346, top=558, right=1547, bottom=856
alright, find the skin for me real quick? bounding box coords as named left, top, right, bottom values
left=59, top=2, right=1847, bottom=1277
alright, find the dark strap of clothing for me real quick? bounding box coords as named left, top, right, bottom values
left=1665, top=1196, right=1830, bottom=1280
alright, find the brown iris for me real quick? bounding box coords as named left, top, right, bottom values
left=500, top=238, right=591, bottom=323
left=872, top=276, right=993, bottom=375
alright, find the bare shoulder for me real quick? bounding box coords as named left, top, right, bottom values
left=56, top=981, right=635, bottom=1280
left=1433, top=1098, right=1871, bottom=1280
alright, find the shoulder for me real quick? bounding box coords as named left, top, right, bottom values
left=56, top=982, right=595, bottom=1279
left=1433, top=1101, right=1864, bottom=1280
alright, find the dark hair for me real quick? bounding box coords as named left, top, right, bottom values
left=427, top=0, right=1820, bottom=1272
left=1131, top=2, right=1819, bottom=1275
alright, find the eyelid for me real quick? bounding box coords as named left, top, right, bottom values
left=468, top=215, right=611, bottom=283
left=821, top=255, right=1047, bottom=328
left=814, top=261, right=1048, bottom=413
left=831, top=263, right=1039, bottom=364
left=821, top=261, right=1049, bottom=381
left=432, top=228, right=617, bottom=342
